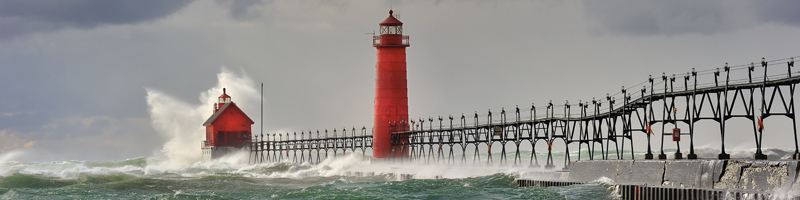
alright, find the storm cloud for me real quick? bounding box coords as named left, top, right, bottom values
left=215, top=0, right=272, bottom=21
left=0, top=0, right=193, bottom=39
left=584, top=1, right=800, bottom=36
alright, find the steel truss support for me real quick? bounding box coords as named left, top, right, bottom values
left=247, top=57, right=800, bottom=166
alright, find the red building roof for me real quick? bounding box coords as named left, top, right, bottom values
left=218, top=91, right=231, bottom=99
left=203, top=102, right=254, bottom=126
left=379, top=10, right=403, bottom=26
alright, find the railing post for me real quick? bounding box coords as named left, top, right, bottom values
left=261, top=133, right=265, bottom=163
left=279, top=133, right=284, bottom=161
left=449, top=114, right=455, bottom=164
left=789, top=57, right=794, bottom=78
left=623, top=86, right=635, bottom=160
left=564, top=100, right=572, bottom=168
left=658, top=72, right=668, bottom=160
left=487, top=109, right=493, bottom=165
left=360, top=126, right=366, bottom=160
left=719, top=63, right=731, bottom=159
left=688, top=69, right=698, bottom=159
left=645, top=74, right=654, bottom=159
left=271, top=133, right=275, bottom=162
left=713, top=67, right=722, bottom=156
left=755, top=58, right=768, bottom=159
left=438, top=116, right=443, bottom=163
left=670, top=74, right=680, bottom=159
left=250, top=134, right=257, bottom=164
left=428, top=117, right=434, bottom=164
left=473, top=112, right=480, bottom=164
left=352, top=127, right=356, bottom=157
left=545, top=100, right=555, bottom=169
left=789, top=58, right=800, bottom=160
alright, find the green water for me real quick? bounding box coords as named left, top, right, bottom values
left=0, top=157, right=619, bottom=199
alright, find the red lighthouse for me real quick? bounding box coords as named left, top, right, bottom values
left=201, top=88, right=254, bottom=160
left=373, top=10, right=410, bottom=158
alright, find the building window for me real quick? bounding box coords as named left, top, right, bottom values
left=380, top=25, right=402, bottom=34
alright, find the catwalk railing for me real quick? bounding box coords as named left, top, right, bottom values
left=248, top=127, right=372, bottom=164
left=251, top=57, right=798, bottom=168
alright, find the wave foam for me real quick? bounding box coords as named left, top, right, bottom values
left=145, top=67, right=260, bottom=168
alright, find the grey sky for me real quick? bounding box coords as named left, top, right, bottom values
left=0, top=0, right=193, bottom=40
left=1, top=0, right=799, bottom=161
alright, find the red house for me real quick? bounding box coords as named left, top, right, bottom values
left=201, top=88, right=254, bottom=160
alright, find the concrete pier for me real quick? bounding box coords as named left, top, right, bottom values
left=517, top=159, right=800, bottom=199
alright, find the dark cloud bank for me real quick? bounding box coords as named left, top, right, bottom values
left=584, top=1, right=800, bottom=36
left=0, top=0, right=193, bottom=39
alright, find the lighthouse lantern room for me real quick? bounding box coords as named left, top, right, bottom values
left=201, top=88, right=254, bottom=160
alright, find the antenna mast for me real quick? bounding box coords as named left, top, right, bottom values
left=260, top=83, right=263, bottom=137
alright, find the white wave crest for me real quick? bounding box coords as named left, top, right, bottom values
left=145, top=67, right=259, bottom=168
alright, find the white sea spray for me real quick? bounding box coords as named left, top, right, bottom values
left=144, top=67, right=260, bottom=170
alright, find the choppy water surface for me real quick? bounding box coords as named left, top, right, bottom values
left=0, top=154, right=621, bottom=199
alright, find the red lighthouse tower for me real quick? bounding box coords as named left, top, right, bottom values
left=373, top=10, right=410, bottom=158
left=201, top=88, right=254, bottom=160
